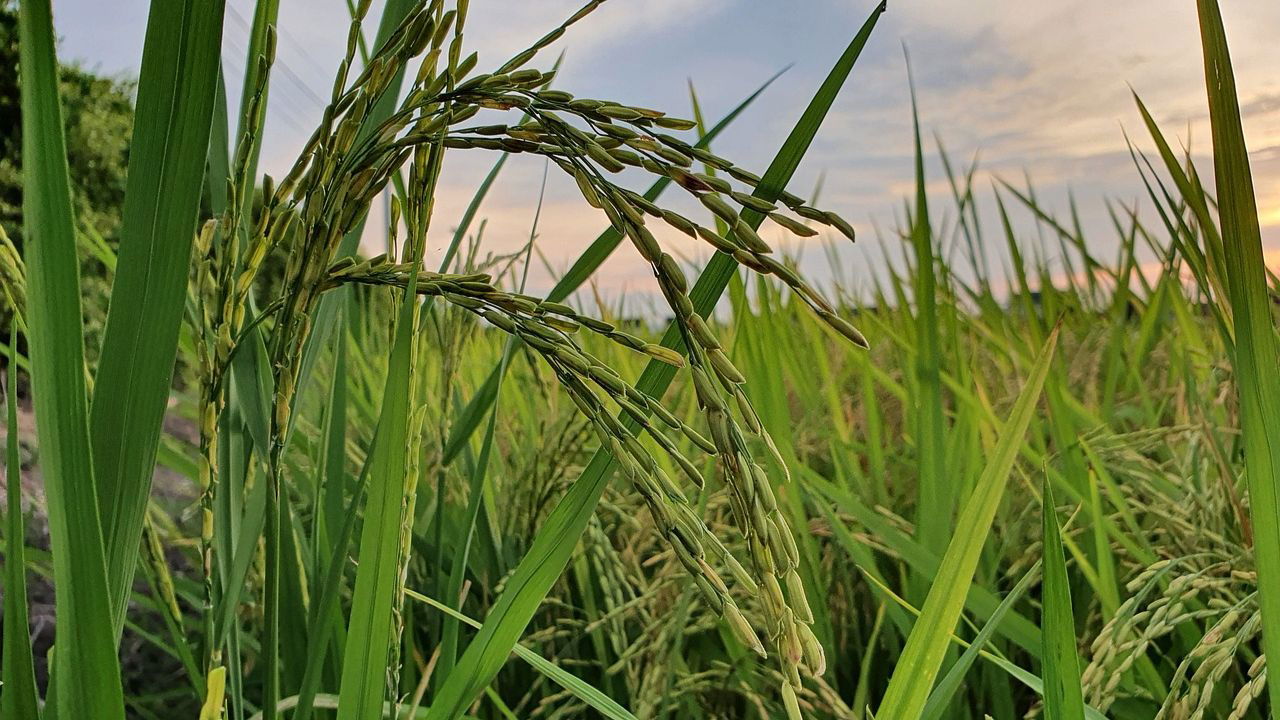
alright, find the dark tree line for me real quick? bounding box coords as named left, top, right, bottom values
left=1, top=0, right=135, bottom=358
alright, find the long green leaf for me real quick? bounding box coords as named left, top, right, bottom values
left=2, top=328, right=39, bottom=719
left=876, top=324, right=1059, bottom=720
left=90, top=0, right=228, bottom=635
left=808, top=473, right=1041, bottom=655
left=905, top=58, right=950, bottom=589
left=864, top=565, right=1108, bottom=720
left=294, top=429, right=375, bottom=720
left=1194, top=1, right=1280, bottom=715
left=921, top=562, right=1040, bottom=720
left=424, top=6, right=885, bottom=717
left=335, top=276, right=419, bottom=719
left=405, top=589, right=637, bottom=720
left=18, top=0, right=125, bottom=715
left=1040, top=481, right=1085, bottom=720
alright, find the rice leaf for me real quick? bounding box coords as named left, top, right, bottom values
left=90, top=0, right=228, bottom=634
left=862, top=565, right=1106, bottom=720
left=809, top=473, right=1041, bottom=655
left=1193, top=1, right=1280, bottom=715
left=1040, top=481, right=1085, bottom=720
left=921, top=562, right=1040, bottom=720
left=288, top=326, right=353, bottom=720
left=335, top=271, right=419, bottom=719
left=18, top=0, right=125, bottom=715
left=905, top=57, right=950, bottom=586
left=405, top=588, right=638, bottom=720
left=293, top=430, right=375, bottom=720
left=876, top=323, right=1059, bottom=720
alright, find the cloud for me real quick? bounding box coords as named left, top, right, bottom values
left=49, top=0, right=1280, bottom=301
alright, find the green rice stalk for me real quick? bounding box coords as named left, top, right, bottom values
left=18, top=0, right=124, bottom=714
left=1192, top=0, right=1280, bottom=715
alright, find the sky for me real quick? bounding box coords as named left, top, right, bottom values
left=50, top=0, right=1280, bottom=310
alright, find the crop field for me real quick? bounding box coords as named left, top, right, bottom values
left=2, top=1, right=1280, bottom=719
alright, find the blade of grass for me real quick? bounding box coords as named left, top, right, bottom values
left=405, top=588, right=637, bottom=720
left=213, top=473, right=268, bottom=643
left=921, top=562, right=1040, bottom=720
left=807, top=472, right=1041, bottom=655
left=864, top=566, right=1106, bottom=720
left=335, top=271, right=420, bottom=719
left=206, top=65, right=231, bottom=215
left=904, top=56, right=950, bottom=590
left=292, top=437, right=375, bottom=720
left=424, top=7, right=885, bottom=718
left=1193, top=1, right=1280, bottom=715
left=876, top=323, right=1059, bottom=720
left=2, top=328, right=39, bottom=720
left=1040, top=481, right=1085, bottom=720
left=90, top=0, right=228, bottom=635
left=18, top=0, right=125, bottom=715
left=277, top=495, right=311, bottom=696
left=308, top=322, right=353, bottom=697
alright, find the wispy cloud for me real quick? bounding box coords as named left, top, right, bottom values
left=50, top=0, right=1280, bottom=300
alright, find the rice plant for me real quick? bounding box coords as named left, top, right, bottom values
left=2, top=0, right=1279, bottom=719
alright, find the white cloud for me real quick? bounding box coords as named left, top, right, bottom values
left=49, top=0, right=1280, bottom=298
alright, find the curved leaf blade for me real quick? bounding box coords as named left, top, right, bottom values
left=90, top=0, right=228, bottom=634
left=1041, top=481, right=1085, bottom=720
left=1193, top=1, right=1280, bottom=715
left=876, top=324, right=1059, bottom=720
left=18, top=0, right=124, bottom=715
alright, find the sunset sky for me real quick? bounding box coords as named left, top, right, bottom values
left=52, top=0, right=1280, bottom=308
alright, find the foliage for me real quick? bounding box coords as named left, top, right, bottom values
left=0, top=0, right=134, bottom=358
left=4, top=1, right=1279, bottom=720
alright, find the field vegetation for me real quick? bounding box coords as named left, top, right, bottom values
left=3, top=1, right=1279, bottom=719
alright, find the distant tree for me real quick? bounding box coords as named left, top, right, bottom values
left=0, top=0, right=135, bottom=357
